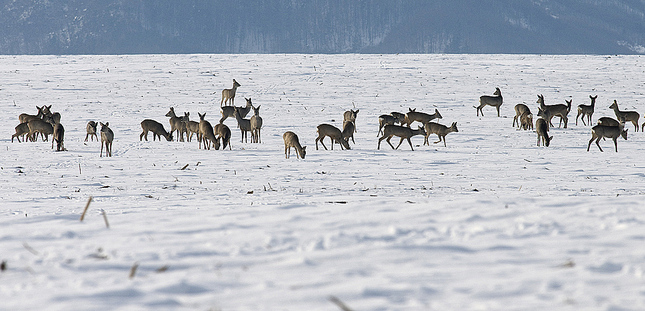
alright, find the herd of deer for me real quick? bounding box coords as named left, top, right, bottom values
left=476, top=87, right=636, bottom=152
left=11, top=80, right=638, bottom=159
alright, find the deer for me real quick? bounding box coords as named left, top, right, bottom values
left=403, top=108, right=442, bottom=127
left=85, top=121, right=98, bottom=142
left=182, top=113, right=200, bottom=142
left=343, top=109, right=359, bottom=132
left=476, top=87, right=503, bottom=117
left=214, top=123, right=231, bottom=150
left=234, top=107, right=252, bottom=143
left=576, top=95, right=597, bottom=126
left=198, top=112, right=219, bottom=150
left=378, top=124, right=426, bottom=151
left=52, top=123, right=65, bottom=151
left=424, top=122, right=458, bottom=147
left=598, top=117, right=621, bottom=127
left=587, top=123, right=628, bottom=152
left=535, top=118, right=552, bottom=147
left=27, top=119, right=54, bottom=142
left=283, top=131, right=306, bottom=159
left=513, top=104, right=531, bottom=128
left=609, top=100, right=639, bottom=132
left=342, top=120, right=355, bottom=144
left=378, top=113, right=404, bottom=136
left=11, top=122, right=30, bottom=142
left=165, top=107, right=188, bottom=142
left=100, top=122, right=114, bottom=157
left=519, top=111, right=534, bottom=130
left=140, top=119, right=173, bottom=141
left=250, top=105, right=263, bottom=143
left=220, top=79, right=241, bottom=107
left=315, top=124, right=350, bottom=150
left=220, top=97, right=253, bottom=124
left=537, top=95, right=571, bottom=128
left=19, top=106, right=46, bottom=124
left=42, top=105, right=61, bottom=125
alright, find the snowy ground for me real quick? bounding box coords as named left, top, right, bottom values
left=1, top=54, right=645, bottom=310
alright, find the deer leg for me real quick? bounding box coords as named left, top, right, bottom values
left=595, top=137, right=603, bottom=152
left=386, top=136, right=396, bottom=149
left=613, top=138, right=618, bottom=152
left=496, top=106, right=500, bottom=117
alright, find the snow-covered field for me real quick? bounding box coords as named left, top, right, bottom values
left=1, top=54, right=645, bottom=310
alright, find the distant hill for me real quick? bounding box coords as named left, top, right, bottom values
left=1, top=0, right=644, bottom=54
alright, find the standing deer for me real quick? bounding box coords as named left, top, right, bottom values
left=609, top=100, right=639, bottom=132
left=342, top=121, right=355, bottom=144
left=535, top=118, right=552, bottom=147
left=424, top=122, right=458, bottom=147
left=403, top=108, right=442, bottom=127
left=165, top=107, right=187, bottom=142
left=52, top=123, right=65, bottom=151
left=220, top=79, right=241, bottom=107
left=315, top=124, right=350, bottom=150
left=513, top=104, right=531, bottom=128
left=520, top=111, right=534, bottom=130
left=476, top=87, right=503, bottom=117
left=234, top=107, right=252, bottom=143
left=140, top=119, right=173, bottom=141
left=42, top=105, right=61, bottom=125
left=85, top=121, right=98, bottom=142
left=537, top=95, right=571, bottom=128
left=343, top=109, right=359, bottom=132
left=378, top=124, right=426, bottom=151
left=283, top=131, right=306, bottom=159
left=250, top=105, right=263, bottom=143
left=198, top=113, right=220, bottom=150
left=576, top=95, right=597, bottom=126
left=183, top=113, right=200, bottom=142
left=587, top=123, right=628, bottom=152
left=27, top=119, right=54, bottom=142
left=11, top=123, right=30, bottom=142
left=220, top=97, right=253, bottom=124
left=378, top=113, right=404, bottom=136
left=19, top=106, right=46, bottom=124
left=100, top=122, right=114, bottom=157
left=214, top=123, right=231, bottom=150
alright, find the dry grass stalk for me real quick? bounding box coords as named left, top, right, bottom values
left=80, top=196, right=93, bottom=221
left=129, top=262, right=139, bottom=279
left=101, top=209, right=110, bottom=228
left=328, top=296, right=353, bottom=311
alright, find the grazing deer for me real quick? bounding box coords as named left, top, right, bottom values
left=140, top=119, right=173, bottom=141
left=165, top=107, right=188, bottom=142
left=343, top=109, right=359, bottom=132
left=198, top=112, right=219, bottom=150
left=519, top=111, right=533, bottom=130
left=342, top=120, right=355, bottom=144
left=283, top=131, right=306, bottom=159
left=250, top=105, right=263, bottom=143
left=378, top=124, right=426, bottom=151
left=315, top=124, right=350, bottom=150
left=424, top=122, right=458, bottom=147
left=513, top=104, right=531, bottom=128
left=214, top=123, right=231, bottom=150
left=85, top=121, right=98, bottom=142
left=234, top=107, right=252, bottom=143
left=609, top=100, right=639, bottom=132
left=537, top=95, right=571, bottom=128
left=220, top=97, right=253, bottom=124
left=476, top=87, right=503, bottom=117
left=403, top=108, right=442, bottom=127
left=100, top=122, right=114, bottom=157
left=535, top=118, right=552, bottom=147
left=587, top=123, right=628, bottom=152
left=19, top=106, right=45, bottom=124
left=220, top=79, right=241, bottom=107
left=378, top=113, right=404, bottom=136
left=11, top=122, right=30, bottom=142
left=52, top=123, right=65, bottom=151
left=576, top=95, right=597, bottom=126
left=27, top=119, right=54, bottom=142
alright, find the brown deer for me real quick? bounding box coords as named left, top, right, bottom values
left=198, top=112, right=220, bottom=150
left=535, top=118, right=552, bottom=147
left=85, top=121, right=98, bottom=142
left=283, top=131, right=306, bottom=159
left=423, top=122, right=458, bottom=147
left=315, top=124, right=350, bottom=150
left=27, top=119, right=54, bottom=142
left=476, top=87, right=503, bottom=117
left=220, top=79, right=241, bottom=107
left=378, top=125, right=426, bottom=151
left=165, top=107, right=188, bottom=141
left=342, top=121, right=355, bottom=144
left=234, top=107, right=252, bottom=143
left=52, top=123, right=65, bottom=151
left=140, top=119, right=173, bottom=141
left=587, top=123, right=628, bottom=152
left=537, top=95, right=571, bottom=128
left=220, top=97, right=253, bottom=124
left=250, top=105, right=263, bottom=143
left=343, top=109, right=359, bottom=132
left=100, top=122, right=114, bottom=157
left=378, top=113, right=404, bottom=136
left=576, top=95, right=596, bottom=126
left=403, top=108, right=442, bottom=127
left=214, top=123, right=231, bottom=150
left=519, top=111, right=533, bottom=130
left=11, top=123, right=30, bottom=142
left=19, top=106, right=46, bottom=124
left=513, top=104, right=531, bottom=128
left=609, top=100, right=639, bottom=132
